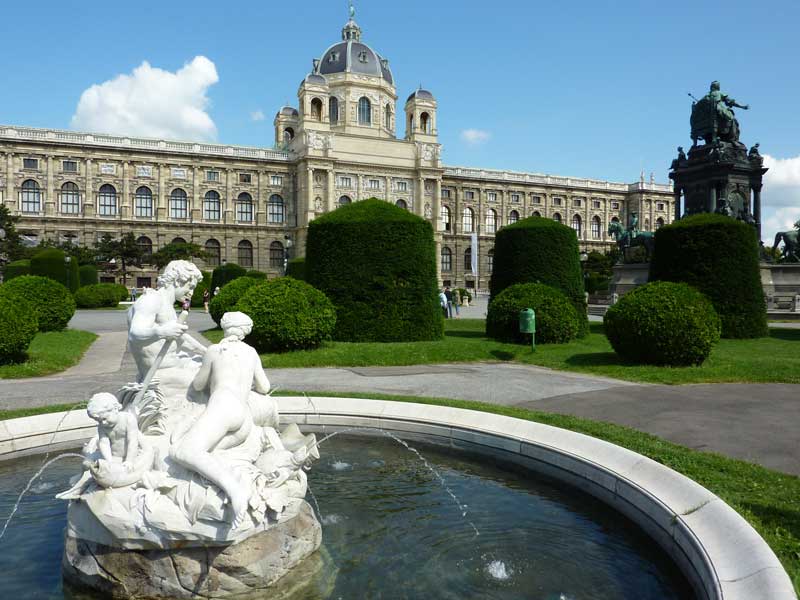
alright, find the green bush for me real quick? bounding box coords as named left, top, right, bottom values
left=78, top=264, right=99, bottom=287
left=209, top=276, right=261, bottom=326
left=112, top=284, right=130, bottom=302
left=210, top=263, right=247, bottom=292
left=74, top=284, right=122, bottom=308
left=649, top=214, right=767, bottom=338
left=30, top=248, right=80, bottom=293
left=0, top=294, right=38, bottom=364
left=0, top=275, right=76, bottom=331
left=236, top=277, right=336, bottom=352
left=489, top=216, right=588, bottom=336
left=191, top=271, right=212, bottom=308
left=4, top=259, right=31, bottom=281
left=286, top=258, right=306, bottom=281
left=306, top=198, right=443, bottom=342
left=245, top=270, right=268, bottom=280
left=486, top=283, right=583, bottom=344
left=457, top=287, right=472, bottom=303
left=604, top=281, right=721, bottom=366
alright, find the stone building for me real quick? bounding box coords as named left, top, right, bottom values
left=0, top=13, right=673, bottom=290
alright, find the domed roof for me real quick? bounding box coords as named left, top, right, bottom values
left=278, top=106, right=298, bottom=117
left=316, top=19, right=393, bottom=85
left=407, top=88, right=434, bottom=103
left=303, top=73, right=327, bottom=86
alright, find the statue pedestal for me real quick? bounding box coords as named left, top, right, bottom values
left=609, top=263, right=650, bottom=297
left=63, top=502, right=327, bottom=599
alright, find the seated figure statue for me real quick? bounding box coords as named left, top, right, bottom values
left=170, top=312, right=270, bottom=528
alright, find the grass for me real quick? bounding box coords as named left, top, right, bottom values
left=0, top=402, right=86, bottom=421
left=0, top=330, right=97, bottom=379
left=2, top=391, right=797, bottom=592
left=203, top=319, right=800, bottom=384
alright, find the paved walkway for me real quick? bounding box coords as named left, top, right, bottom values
left=1, top=309, right=797, bottom=476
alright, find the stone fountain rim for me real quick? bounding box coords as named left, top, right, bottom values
left=0, top=396, right=794, bottom=600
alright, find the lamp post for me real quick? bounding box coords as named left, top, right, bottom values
left=283, top=234, right=293, bottom=275
left=65, top=255, right=72, bottom=291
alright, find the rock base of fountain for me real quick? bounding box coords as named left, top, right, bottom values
left=62, top=501, right=323, bottom=599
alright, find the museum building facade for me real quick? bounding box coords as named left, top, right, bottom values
left=0, top=16, right=674, bottom=290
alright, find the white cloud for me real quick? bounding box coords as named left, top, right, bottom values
left=250, top=110, right=265, bottom=122
left=460, top=128, right=491, bottom=146
left=761, top=154, right=800, bottom=243
left=71, top=56, right=219, bottom=142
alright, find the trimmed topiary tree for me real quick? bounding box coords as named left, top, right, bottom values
left=0, top=275, right=76, bottom=331
left=604, top=281, right=721, bottom=366
left=210, top=263, right=247, bottom=292
left=306, top=198, right=443, bottom=342
left=486, top=283, right=582, bottom=344
left=78, top=264, right=99, bottom=287
left=649, top=214, right=767, bottom=338
left=209, top=276, right=262, bottom=326
left=489, top=216, right=588, bottom=336
left=31, top=248, right=80, bottom=293
left=0, top=294, right=38, bottom=364
left=74, top=283, right=123, bottom=308
left=236, top=277, right=336, bottom=352
left=4, top=259, right=31, bottom=281
left=286, top=258, right=306, bottom=281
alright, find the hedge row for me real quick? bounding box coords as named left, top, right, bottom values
left=30, top=248, right=80, bottom=293
left=74, top=284, right=124, bottom=308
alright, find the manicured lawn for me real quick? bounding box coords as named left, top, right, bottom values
left=203, top=319, right=800, bottom=384
left=0, top=330, right=97, bottom=379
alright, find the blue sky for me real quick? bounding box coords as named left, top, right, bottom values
left=1, top=0, right=798, bottom=240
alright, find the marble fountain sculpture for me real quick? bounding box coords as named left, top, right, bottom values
left=57, top=260, right=321, bottom=599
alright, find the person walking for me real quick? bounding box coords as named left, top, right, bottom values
left=444, top=287, right=454, bottom=319
left=202, top=288, right=210, bottom=313
left=438, top=289, right=448, bottom=319
left=453, top=288, right=461, bottom=318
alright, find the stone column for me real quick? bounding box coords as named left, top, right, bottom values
left=326, top=169, right=335, bottom=212
left=157, top=164, right=167, bottom=221
left=121, top=162, right=130, bottom=219
left=4, top=153, right=13, bottom=208
left=752, top=183, right=762, bottom=241
left=45, top=155, right=55, bottom=216
left=84, top=159, right=94, bottom=217
left=432, top=179, right=442, bottom=232
left=224, top=169, right=233, bottom=224
left=305, top=166, right=314, bottom=225
left=415, top=176, right=424, bottom=217
left=191, top=166, right=200, bottom=222
left=673, top=188, right=681, bottom=221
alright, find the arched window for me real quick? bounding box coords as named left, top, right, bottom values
left=170, top=188, right=188, bottom=219
left=441, top=247, right=452, bottom=272
left=508, top=210, right=519, bottom=224
left=486, top=209, right=497, bottom=233
left=134, top=186, right=153, bottom=218
left=553, top=212, right=562, bottom=223
left=571, top=214, right=582, bottom=237
left=203, top=190, right=221, bottom=221
left=338, top=195, right=352, bottom=206
left=283, top=127, right=294, bottom=143
left=395, top=199, right=407, bottom=210
left=238, top=240, right=253, bottom=267
left=656, top=217, right=665, bottom=229
left=532, top=211, right=541, bottom=218
left=464, top=247, right=472, bottom=271
left=237, top=192, right=253, bottom=223
left=310, top=97, right=322, bottom=120
left=420, top=112, right=430, bottom=133
left=462, top=207, right=474, bottom=233
left=269, top=241, right=284, bottom=268
left=384, top=104, right=392, bottom=130
left=60, top=182, right=80, bottom=214
left=172, top=237, right=187, bottom=245
left=358, top=96, right=371, bottom=125
left=591, top=216, right=602, bottom=239
left=441, top=205, right=451, bottom=232
left=136, top=236, right=152, bottom=259
left=329, top=97, right=339, bottom=124
left=98, top=184, right=118, bottom=217
left=488, top=248, right=494, bottom=273
left=20, top=179, right=41, bottom=213
left=205, top=239, right=221, bottom=267
left=268, top=194, right=285, bottom=224
left=611, top=216, right=620, bottom=224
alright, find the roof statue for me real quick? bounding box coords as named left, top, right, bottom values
left=349, top=0, right=355, bottom=19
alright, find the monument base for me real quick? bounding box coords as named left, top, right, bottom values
left=609, top=262, right=650, bottom=296
left=63, top=501, right=325, bottom=599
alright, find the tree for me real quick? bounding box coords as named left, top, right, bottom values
left=0, top=204, right=26, bottom=265
left=151, top=242, right=207, bottom=269
left=93, top=232, right=144, bottom=286
left=37, top=239, right=97, bottom=265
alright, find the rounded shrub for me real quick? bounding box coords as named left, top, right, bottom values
left=74, top=284, right=122, bottom=308
left=0, top=295, right=38, bottom=364
left=650, top=214, right=767, bottom=338
left=78, top=264, right=99, bottom=287
left=112, top=284, right=130, bottom=302
left=210, top=263, right=247, bottom=292
left=486, top=283, right=582, bottom=344
left=604, top=281, right=721, bottom=366
left=30, top=248, right=80, bottom=293
left=236, top=277, right=336, bottom=352
left=209, top=276, right=261, bottom=326
left=245, top=270, right=268, bottom=280
left=489, top=216, right=588, bottom=336
left=0, top=275, right=76, bottom=331
left=306, top=198, right=443, bottom=342
left=4, top=259, right=31, bottom=281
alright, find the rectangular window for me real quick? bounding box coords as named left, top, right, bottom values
left=206, top=170, right=220, bottom=182
left=170, top=198, right=188, bottom=219
left=271, top=175, right=283, bottom=186
left=99, top=194, right=117, bottom=216
left=441, top=188, right=451, bottom=198
left=511, top=193, right=520, bottom=203
left=396, top=181, right=408, bottom=192
left=135, top=194, right=153, bottom=218
left=171, top=167, right=187, bottom=179
left=592, top=199, right=601, bottom=209
left=136, top=165, right=153, bottom=178
left=488, top=192, right=497, bottom=202
left=465, top=190, right=475, bottom=200
left=62, top=160, right=78, bottom=173
left=532, top=195, right=541, bottom=204
left=239, top=173, right=252, bottom=184
left=553, top=197, right=562, bottom=206
left=60, top=189, right=80, bottom=214
left=100, top=163, right=116, bottom=175
left=237, top=201, right=254, bottom=222
left=368, top=179, right=380, bottom=190
left=657, top=202, right=665, bottom=211
left=573, top=198, right=582, bottom=207
left=23, top=158, right=39, bottom=170
left=611, top=201, right=620, bottom=209
left=338, top=176, right=352, bottom=188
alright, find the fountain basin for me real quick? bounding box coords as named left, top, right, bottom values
left=0, top=396, right=794, bottom=600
